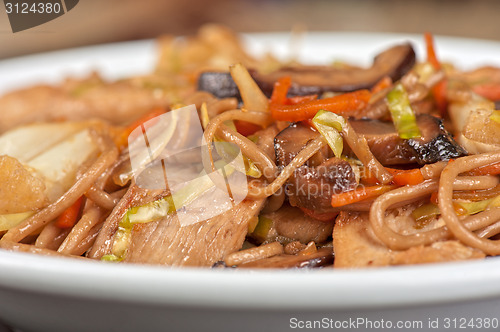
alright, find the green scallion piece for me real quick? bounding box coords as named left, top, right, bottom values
left=387, top=82, right=421, bottom=139
left=312, top=109, right=346, bottom=158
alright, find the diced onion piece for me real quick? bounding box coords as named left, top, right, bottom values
left=312, top=110, right=346, bottom=158
left=386, top=82, right=421, bottom=139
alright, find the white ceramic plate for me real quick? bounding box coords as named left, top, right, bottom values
left=1, top=33, right=500, bottom=332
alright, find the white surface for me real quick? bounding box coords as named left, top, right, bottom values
left=1, top=32, right=500, bottom=332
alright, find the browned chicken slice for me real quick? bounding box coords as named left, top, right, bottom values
left=333, top=211, right=485, bottom=268
left=90, top=184, right=265, bottom=266
left=0, top=78, right=173, bottom=132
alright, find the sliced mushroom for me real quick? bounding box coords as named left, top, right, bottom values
left=198, top=43, right=416, bottom=98
left=274, top=123, right=357, bottom=214
left=348, top=114, right=467, bottom=166
left=254, top=43, right=416, bottom=96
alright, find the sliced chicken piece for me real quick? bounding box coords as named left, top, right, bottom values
left=0, top=78, right=172, bottom=132
left=125, top=194, right=265, bottom=266
left=333, top=210, right=485, bottom=268
left=91, top=184, right=265, bottom=266
left=458, top=108, right=500, bottom=154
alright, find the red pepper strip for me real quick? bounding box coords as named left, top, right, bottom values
left=472, top=83, right=500, bottom=101
left=55, top=196, right=84, bottom=229
left=234, top=120, right=262, bottom=136
left=467, top=161, right=500, bottom=176
left=270, top=89, right=371, bottom=122
left=286, top=94, right=318, bottom=105
left=386, top=168, right=425, bottom=186
left=299, top=207, right=338, bottom=222
left=371, top=76, right=392, bottom=94
left=331, top=185, right=396, bottom=208
left=424, top=32, right=448, bottom=116
left=270, top=76, right=292, bottom=104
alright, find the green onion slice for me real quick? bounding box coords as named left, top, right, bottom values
left=386, top=82, right=421, bottom=139
left=312, top=109, right=346, bottom=158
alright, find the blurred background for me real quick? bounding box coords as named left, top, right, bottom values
left=0, top=0, right=499, bottom=59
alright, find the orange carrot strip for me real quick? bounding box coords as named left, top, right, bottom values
left=430, top=192, right=439, bottom=205
left=473, top=83, right=500, bottom=101
left=117, top=108, right=166, bottom=147
left=55, top=197, right=84, bottom=229
left=425, top=32, right=448, bottom=116
left=286, top=94, right=318, bottom=105
left=331, top=185, right=396, bottom=208
left=433, top=80, right=448, bottom=117
left=467, top=161, right=500, bottom=176
left=270, top=76, right=291, bottom=105
left=234, top=120, right=262, bottom=136
left=386, top=168, right=425, bottom=186
left=371, top=76, right=392, bottom=94
left=425, top=32, right=441, bottom=70
left=270, top=89, right=371, bottom=122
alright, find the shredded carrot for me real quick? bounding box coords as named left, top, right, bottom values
left=270, top=76, right=291, bottom=104
left=467, top=161, right=500, bottom=176
left=117, top=108, right=166, bottom=148
left=331, top=185, right=396, bottom=208
left=424, top=32, right=448, bottom=116
left=55, top=196, right=84, bottom=229
left=234, top=120, right=262, bottom=136
left=386, top=168, right=425, bottom=186
left=299, top=207, right=337, bottom=222
left=286, top=94, right=318, bottom=105
left=433, top=80, right=448, bottom=117
left=361, top=167, right=424, bottom=186
left=424, top=32, right=441, bottom=70
left=430, top=192, right=439, bottom=205
left=371, top=76, right=392, bottom=94
left=360, top=168, right=379, bottom=185
left=472, top=83, right=500, bottom=101
left=270, top=89, right=371, bottom=122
